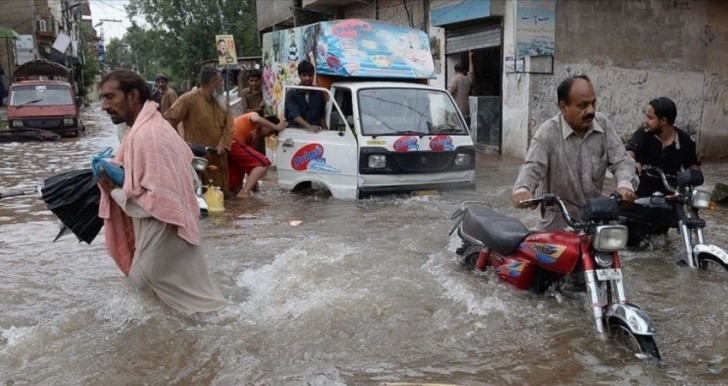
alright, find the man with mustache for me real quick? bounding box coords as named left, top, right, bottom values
left=165, top=67, right=233, bottom=196
left=512, top=75, right=638, bottom=230
left=625, top=97, right=700, bottom=197
left=151, top=74, right=178, bottom=115
left=97, top=69, right=226, bottom=313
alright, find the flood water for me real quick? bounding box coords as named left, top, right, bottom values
left=1, top=105, right=728, bottom=385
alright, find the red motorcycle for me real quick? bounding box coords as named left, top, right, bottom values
left=450, top=194, right=661, bottom=360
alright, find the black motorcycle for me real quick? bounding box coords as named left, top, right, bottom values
left=619, top=166, right=728, bottom=273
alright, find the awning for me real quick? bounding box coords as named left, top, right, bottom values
left=14, top=59, right=70, bottom=79
left=431, top=0, right=491, bottom=27
left=0, top=25, right=21, bottom=39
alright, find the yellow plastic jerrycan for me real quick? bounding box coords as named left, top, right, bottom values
left=203, top=186, right=225, bottom=213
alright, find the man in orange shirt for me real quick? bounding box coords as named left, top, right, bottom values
left=229, top=112, right=287, bottom=197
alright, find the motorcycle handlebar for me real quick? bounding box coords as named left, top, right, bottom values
left=188, top=142, right=219, bottom=157
left=641, top=165, right=676, bottom=193
left=518, top=194, right=580, bottom=228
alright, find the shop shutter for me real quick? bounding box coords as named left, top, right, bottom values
left=445, top=23, right=501, bottom=54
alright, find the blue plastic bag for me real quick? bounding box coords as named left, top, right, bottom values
left=91, top=147, right=125, bottom=186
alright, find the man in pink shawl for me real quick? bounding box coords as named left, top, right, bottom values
left=97, top=69, right=225, bottom=314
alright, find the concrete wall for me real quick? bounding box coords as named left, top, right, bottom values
left=501, top=0, right=530, bottom=157
left=508, top=0, right=728, bottom=159
left=701, top=0, right=728, bottom=159
left=256, top=0, right=295, bottom=32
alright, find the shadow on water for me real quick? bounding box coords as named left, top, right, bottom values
left=1, top=104, right=728, bottom=384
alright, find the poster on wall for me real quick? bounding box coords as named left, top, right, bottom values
left=515, top=0, right=556, bottom=59
left=216, top=34, right=237, bottom=65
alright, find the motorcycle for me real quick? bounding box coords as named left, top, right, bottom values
left=450, top=194, right=661, bottom=360
left=619, top=166, right=728, bottom=273
left=188, top=142, right=219, bottom=216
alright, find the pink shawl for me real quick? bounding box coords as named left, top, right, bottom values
left=98, top=101, right=200, bottom=275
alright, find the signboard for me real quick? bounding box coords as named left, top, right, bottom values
left=216, top=34, right=237, bottom=65
left=52, top=32, right=72, bottom=54
left=15, top=34, right=36, bottom=65
left=515, top=0, right=556, bottom=58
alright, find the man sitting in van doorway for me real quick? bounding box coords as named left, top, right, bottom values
left=285, top=60, right=327, bottom=132
left=229, top=112, right=287, bottom=198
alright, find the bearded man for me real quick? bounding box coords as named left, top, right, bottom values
left=165, top=67, right=233, bottom=195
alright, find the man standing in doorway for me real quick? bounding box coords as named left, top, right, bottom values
left=151, top=74, right=178, bottom=115
left=0, top=63, right=5, bottom=106
left=448, top=50, right=474, bottom=127
left=165, top=67, right=233, bottom=196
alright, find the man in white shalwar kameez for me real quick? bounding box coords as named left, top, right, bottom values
left=97, top=69, right=226, bottom=314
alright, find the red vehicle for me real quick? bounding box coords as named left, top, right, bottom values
left=450, top=194, right=661, bottom=360
left=5, top=60, right=84, bottom=138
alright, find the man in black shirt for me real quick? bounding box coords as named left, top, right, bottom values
left=626, top=97, right=701, bottom=197
left=284, top=61, right=326, bottom=131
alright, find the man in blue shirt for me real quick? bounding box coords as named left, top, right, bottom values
left=285, top=61, right=327, bottom=131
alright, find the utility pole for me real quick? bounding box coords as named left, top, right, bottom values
left=215, top=0, right=230, bottom=98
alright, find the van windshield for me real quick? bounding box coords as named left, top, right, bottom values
left=9, top=84, right=73, bottom=107
left=357, top=88, right=467, bottom=136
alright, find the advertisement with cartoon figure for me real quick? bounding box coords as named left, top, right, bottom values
left=315, top=19, right=435, bottom=79
left=262, top=19, right=435, bottom=116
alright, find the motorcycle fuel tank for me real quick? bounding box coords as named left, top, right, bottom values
left=516, top=231, right=581, bottom=275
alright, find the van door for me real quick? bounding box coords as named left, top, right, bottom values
left=277, top=85, right=359, bottom=199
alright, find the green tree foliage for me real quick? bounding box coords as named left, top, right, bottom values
left=77, top=43, right=101, bottom=102
left=125, top=0, right=259, bottom=90
left=75, top=20, right=101, bottom=103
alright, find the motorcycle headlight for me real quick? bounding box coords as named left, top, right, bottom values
left=191, top=156, right=208, bottom=172
left=454, top=153, right=471, bottom=166
left=690, top=189, right=711, bottom=209
left=368, top=154, right=386, bottom=169
left=592, top=225, right=628, bottom=252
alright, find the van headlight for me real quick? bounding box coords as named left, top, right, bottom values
left=592, top=225, right=628, bottom=252
left=63, top=117, right=75, bottom=126
left=11, top=120, right=24, bottom=128
left=454, top=153, right=471, bottom=166
left=368, top=154, right=386, bottom=169
left=691, top=189, right=711, bottom=209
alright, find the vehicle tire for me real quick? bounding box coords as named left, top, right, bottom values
left=609, top=319, right=661, bottom=361
left=697, top=253, right=728, bottom=277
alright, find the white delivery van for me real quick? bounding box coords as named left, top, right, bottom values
left=263, top=19, right=476, bottom=199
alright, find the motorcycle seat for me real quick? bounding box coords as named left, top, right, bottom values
left=462, top=207, right=531, bottom=256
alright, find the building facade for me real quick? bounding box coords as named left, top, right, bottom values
left=0, top=0, right=97, bottom=92
left=254, top=0, right=728, bottom=159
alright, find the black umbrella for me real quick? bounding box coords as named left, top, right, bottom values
left=41, top=169, right=103, bottom=244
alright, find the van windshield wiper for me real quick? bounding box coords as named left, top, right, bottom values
left=393, top=130, right=426, bottom=138
left=17, top=99, right=44, bottom=108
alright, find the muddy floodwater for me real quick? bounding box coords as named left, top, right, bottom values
left=1, top=105, right=728, bottom=385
